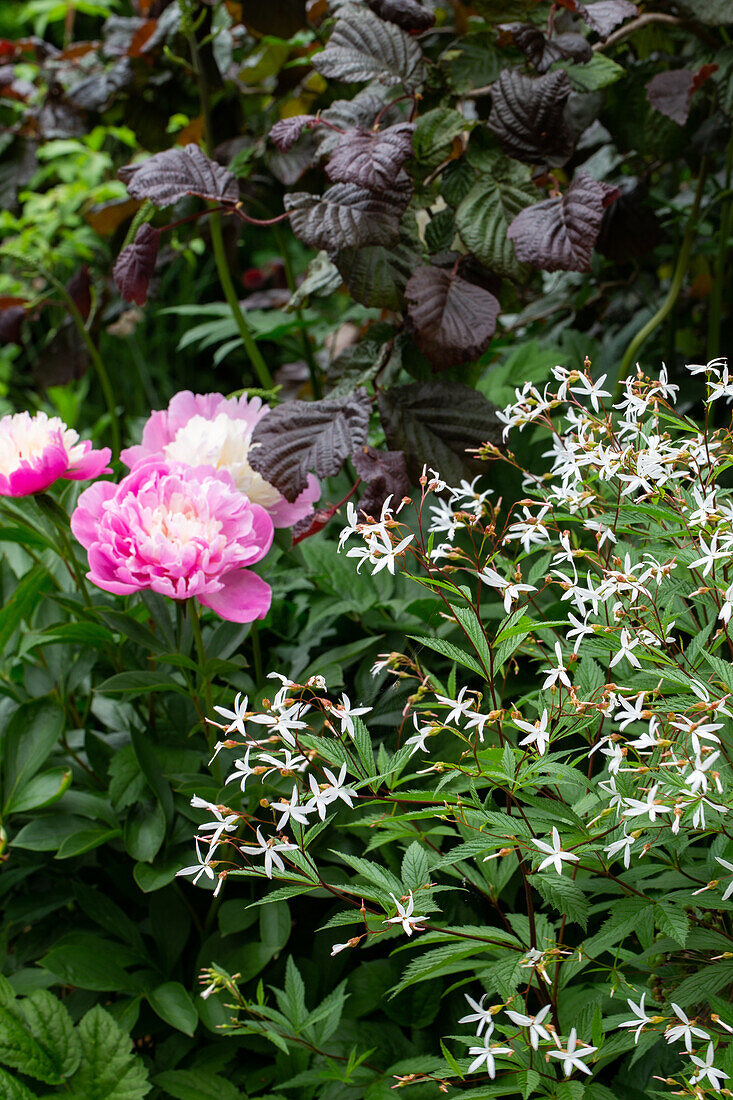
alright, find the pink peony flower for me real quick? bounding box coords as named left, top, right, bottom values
left=71, top=460, right=274, bottom=622
left=121, top=390, right=320, bottom=528
left=0, top=410, right=111, bottom=497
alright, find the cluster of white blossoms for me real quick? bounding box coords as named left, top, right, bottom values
left=180, top=358, right=733, bottom=1096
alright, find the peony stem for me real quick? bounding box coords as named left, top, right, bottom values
left=189, top=599, right=214, bottom=723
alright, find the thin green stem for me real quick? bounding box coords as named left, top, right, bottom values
left=707, top=136, right=733, bottom=362
left=189, top=599, right=213, bottom=717
left=616, top=161, right=708, bottom=396
left=182, top=0, right=275, bottom=393
left=250, top=621, right=263, bottom=690
left=209, top=212, right=275, bottom=390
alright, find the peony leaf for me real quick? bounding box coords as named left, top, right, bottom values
left=487, top=68, right=574, bottom=166
left=353, top=445, right=410, bottom=517
left=285, top=176, right=411, bottom=252
left=113, top=223, right=160, bottom=306
left=366, top=0, right=435, bottom=32
left=312, top=6, right=426, bottom=89
left=405, top=266, right=500, bottom=368
left=325, top=122, right=415, bottom=190
left=248, top=390, right=371, bottom=501
left=118, top=143, right=239, bottom=206
left=378, top=381, right=502, bottom=482
left=507, top=173, right=618, bottom=272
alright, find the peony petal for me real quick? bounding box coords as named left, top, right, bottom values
left=267, top=473, right=321, bottom=529
left=70, top=480, right=118, bottom=549
left=198, top=568, right=272, bottom=622
left=64, top=443, right=112, bottom=481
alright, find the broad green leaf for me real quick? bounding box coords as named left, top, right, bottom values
left=72, top=1005, right=150, bottom=1099
left=532, top=872, right=588, bottom=929
left=132, top=856, right=180, bottom=893
left=4, top=767, right=71, bottom=814
left=0, top=999, right=65, bottom=1084
left=413, top=108, right=467, bottom=167
left=40, top=945, right=138, bottom=994
left=455, top=165, right=536, bottom=281
left=124, top=801, right=165, bottom=863
left=401, top=841, right=429, bottom=892
left=0, top=565, right=53, bottom=656
left=96, top=671, right=188, bottom=695
left=152, top=1070, right=242, bottom=1100
left=408, top=635, right=484, bottom=677
left=22, top=990, right=81, bottom=1079
left=672, top=960, right=733, bottom=1006
left=568, top=54, right=625, bottom=92
left=0, top=1067, right=37, bottom=1099
left=655, top=903, right=689, bottom=947
left=2, top=699, right=65, bottom=814
left=147, top=983, right=197, bottom=1037
left=55, top=826, right=122, bottom=860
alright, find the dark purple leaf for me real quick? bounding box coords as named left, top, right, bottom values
left=507, top=25, right=592, bottom=73
left=0, top=305, right=26, bottom=347
left=488, top=69, right=574, bottom=166
left=292, top=507, right=333, bottom=545
left=67, top=266, right=91, bottom=320
left=596, top=181, right=663, bottom=263
left=507, top=173, right=619, bottom=272
left=367, top=0, right=435, bottom=32
left=267, top=131, right=320, bottom=186
left=67, top=58, right=133, bottom=111
left=326, top=123, right=415, bottom=189
left=102, top=15, right=147, bottom=57
left=646, top=65, right=718, bottom=126
left=269, top=115, right=319, bottom=152
left=317, top=93, right=404, bottom=158
left=35, top=324, right=88, bottom=387
left=336, top=234, right=420, bottom=310
left=405, top=266, right=500, bottom=369
left=285, top=175, right=412, bottom=253
left=353, top=445, right=410, bottom=518
left=113, top=223, right=161, bottom=305
left=248, top=390, right=371, bottom=502
left=580, top=0, right=638, bottom=38
left=312, top=7, right=426, bottom=88
left=119, top=143, right=239, bottom=207
left=378, top=381, right=502, bottom=483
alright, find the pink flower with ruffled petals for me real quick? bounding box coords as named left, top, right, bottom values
left=121, top=390, right=320, bottom=528
left=71, top=459, right=274, bottom=623
left=0, top=410, right=111, bottom=497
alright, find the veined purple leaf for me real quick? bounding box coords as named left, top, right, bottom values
left=118, top=143, right=239, bottom=207
left=326, top=123, right=415, bottom=190
left=285, top=175, right=412, bottom=253
left=488, top=69, right=574, bottom=166
left=596, top=181, right=663, bottom=263
left=317, top=93, right=404, bottom=158
left=367, top=0, right=435, bottom=32
left=378, top=381, right=502, bottom=483
left=269, top=115, right=319, bottom=152
left=67, top=58, right=133, bottom=110
left=353, top=445, right=410, bottom=518
left=248, top=390, right=371, bottom=502
left=405, top=266, right=500, bottom=369
left=312, top=7, right=426, bottom=89
left=113, top=223, right=160, bottom=305
left=508, top=25, right=592, bottom=73
left=507, top=173, right=618, bottom=272
left=580, top=0, right=638, bottom=38
left=646, top=64, right=718, bottom=126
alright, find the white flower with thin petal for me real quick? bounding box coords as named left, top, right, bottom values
left=566, top=612, right=594, bottom=653
left=715, top=857, right=733, bottom=901
left=250, top=705, right=308, bottom=747
left=514, top=710, right=551, bottom=755
left=548, top=1029, right=597, bottom=1076
left=690, top=533, right=727, bottom=577
left=570, top=372, right=611, bottom=412
left=690, top=1042, right=730, bottom=1090
left=622, top=785, right=672, bottom=824
left=543, top=641, right=571, bottom=690
left=337, top=501, right=360, bottom=551
left=177, top=838, right=219, bottom=887
left=240, top=827, right=298, bottom=879
left=665, top=1004, right=710, bottom=1051
left=383, top=891, right=426, bottom=936
left=332, top=693, right=372, bottom=738
left=605, top=833, right=634, bottom=869
left=466, top=1032, right=513, bottom=1077
left=321, top=763, right=356, bottom=810
left=505, top=1004, right=552, bottom=1049
left=405, top=713, right=433, bottom=756
left=618, top=995, right=654, bottom=1043
left=213, top=692, right=249, bottom=736
left=191, top=796, right=239, bottom=845
left=534, top=827, right=580, bottom=875
left=458, top=994, right=494, bottom=1037
left=226, top=747, right=258, bottom=792
left=270, top=785, right=314, bottom=830
left=478, top=566, right=536, bottom=614
left=464, top=709, right=492, bottom=742
left=435, top=685, right=474, bottom=726
left=609, top=628, right=641, bottom=669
